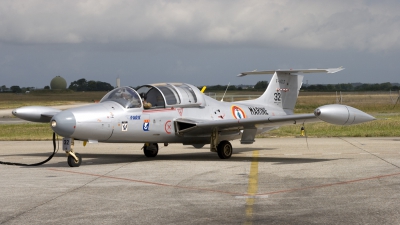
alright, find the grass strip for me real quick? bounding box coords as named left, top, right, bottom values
left=0, top=123, right=53, bottom=141
left=260, top=115, right=400, bottom=138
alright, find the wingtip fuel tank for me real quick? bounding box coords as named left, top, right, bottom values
left=314, top=104, right=375, bottom=125
left=12, top=106, right=61, bottom=123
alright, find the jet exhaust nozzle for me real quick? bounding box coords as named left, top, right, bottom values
left=314, top=104, right=375, bottom=125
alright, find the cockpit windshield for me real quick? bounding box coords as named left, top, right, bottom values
left=100, top=87, right=141, bottom=108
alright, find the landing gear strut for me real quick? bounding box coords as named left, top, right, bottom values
left=63, top=137, right=82, bottom=167
left=143, top=143, right=159, bottom=157
left=210, top=127, right=233, bottom=159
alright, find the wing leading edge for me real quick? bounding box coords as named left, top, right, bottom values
left=174, top=114, right=319, bottom=136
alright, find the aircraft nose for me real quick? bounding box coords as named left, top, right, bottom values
left=50, top=111, right=76, bottom=137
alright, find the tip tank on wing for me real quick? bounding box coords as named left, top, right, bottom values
left=12, top=106, right=61, bottom=123
left=314, top=104, right=375, bottom=125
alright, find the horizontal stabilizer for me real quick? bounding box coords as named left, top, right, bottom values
left=238, top=67, right=344, bottom=77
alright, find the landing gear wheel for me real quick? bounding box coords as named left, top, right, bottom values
left=217, top=141, right=233, bottom=159
left=67, top=153, right=82, bottom=167
left=143, top=143, right=159, bottom=157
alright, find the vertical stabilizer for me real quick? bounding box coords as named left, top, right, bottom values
left=254, top=72, right=303, bottom=112
left=238, top=68, right=344, bottom=113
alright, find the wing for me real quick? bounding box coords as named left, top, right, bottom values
left=238, top=68, right=344, bottom=77
left=175, top=114, right=320, bottom=136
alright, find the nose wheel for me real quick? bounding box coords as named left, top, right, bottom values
left=63, top=137, right=83, bottom=167
left=67, top=152, right=82, bottom=167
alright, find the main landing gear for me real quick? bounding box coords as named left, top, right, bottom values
left=210, top=127, right=233, bottom=159
left=143, top=143, right=159, bottom=157
left=217, top=140, right=233, bottom=159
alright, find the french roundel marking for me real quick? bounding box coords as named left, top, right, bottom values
left=231, top=105, right=246, bottom=119
left=165, top=120, right=172, bottom=134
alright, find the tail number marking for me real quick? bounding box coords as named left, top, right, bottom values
left=274, top=92, right=281, bottom=102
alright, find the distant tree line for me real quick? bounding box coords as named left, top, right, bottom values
left=68, top=78, right=114, bottom=91
left=1, top=79, right=114, bottom=93
left=201, top=81, right=269, bottom=91
left=302, top=82, right=400, bottom=92
left=1, top=85, right=33, bottom=93
left=2, top=80, right=400, bottom=93
left=202, top=81, right=400, bottom=92
left=202, top=85, right=240, bottom=91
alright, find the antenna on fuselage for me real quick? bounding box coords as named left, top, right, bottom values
left=220, top=82, right=230, bottom=102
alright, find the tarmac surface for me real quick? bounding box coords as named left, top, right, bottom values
left=1, top=137, right=400, bottom=224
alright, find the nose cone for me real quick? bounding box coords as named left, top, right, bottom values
left=51, top=111, right=76, bottom=137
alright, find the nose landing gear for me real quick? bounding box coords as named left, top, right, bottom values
left=63, top=137, right=82, bottom=167
left=67, top=151, right=82, bottom=167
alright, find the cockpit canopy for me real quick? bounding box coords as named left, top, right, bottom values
left=100, top=83, right=205, bottom=109
left=136, top=83, right=205, bottom=108
left=100, top=87, right=141, bottom=108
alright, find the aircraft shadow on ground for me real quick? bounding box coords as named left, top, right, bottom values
left=0, top=146, right=336, bottom=167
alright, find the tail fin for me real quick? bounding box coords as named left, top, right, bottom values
left=258, top=72, right=303, bottom=112
left=238, top=68, right=344, bottom=112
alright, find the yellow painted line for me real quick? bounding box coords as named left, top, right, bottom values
left=245, top=150, right=259, bottom=225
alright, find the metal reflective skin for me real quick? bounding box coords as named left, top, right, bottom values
left=51, top=110, right=76, bottom=137
left=314, top=104, right=376, bottom=125
left=66, top=103, right=116, bottom=141
left=12, top=106, right=61, bottom=123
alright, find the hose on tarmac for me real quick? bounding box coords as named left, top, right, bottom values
left=0, top=132, right=58, bottom=166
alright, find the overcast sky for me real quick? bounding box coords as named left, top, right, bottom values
left=1, top=0, right=399, bottom=88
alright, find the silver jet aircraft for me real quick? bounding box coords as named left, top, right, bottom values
left=13, top=68, right=375, bottom=167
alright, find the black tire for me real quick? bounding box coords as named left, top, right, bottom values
left=143, top=143, right=159, bottom=157
left=192, top=144, right=205, bottom=149
left=67, top=153, right=82, bottom=167
left=217, top=141, right=233, bottom=159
